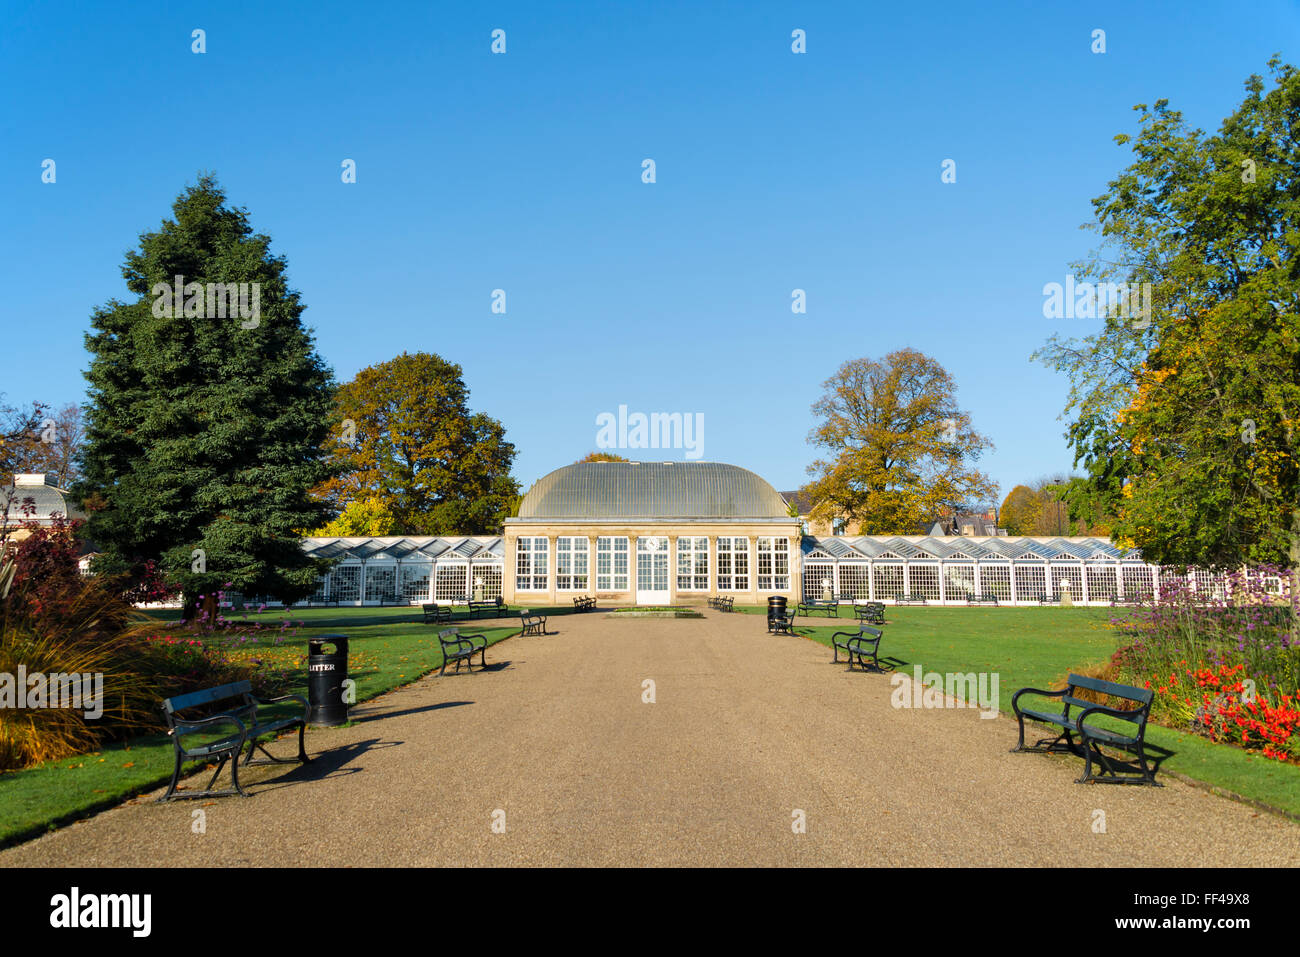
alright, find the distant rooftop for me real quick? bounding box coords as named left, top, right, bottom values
left=4, top=473, right=82, bottom=525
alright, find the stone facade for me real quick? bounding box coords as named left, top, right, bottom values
left=504, top=462, right=801, bottom=606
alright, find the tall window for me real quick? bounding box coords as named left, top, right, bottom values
left=676, top=536, right=708, bottom=591
left=596, top=537, right=629, bottom=590
left=716, top=537, right=749, bottom=591
left=756, top=537, right=789, bottom=590
left=516, top=537, right=549, bottom=591
left=556, top=537, right=590, bottom=591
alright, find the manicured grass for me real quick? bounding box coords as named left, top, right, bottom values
left=0, top=607, right=517, bottom=848
left=788, top=606, right=1300, bottom=816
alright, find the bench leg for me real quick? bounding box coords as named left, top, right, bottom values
left=161, top=750, right=184, bottom=802
left=228, top=751, right=251, bottom=797
left=1010, top=712, right=1027, bottom=752
left=1077, top=735, right=1162, bottom=786
left=245, top=728, right=310, bottom=766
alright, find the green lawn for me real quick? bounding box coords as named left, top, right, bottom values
left=785, top=605, right=1300, bottom=817
left=0, top=606, right=518, bottom=848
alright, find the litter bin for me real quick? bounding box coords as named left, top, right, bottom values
left=307, top=635, right=350, bottom=726
left=767, top=596, right=788, bottom=632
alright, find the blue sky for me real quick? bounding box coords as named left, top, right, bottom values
left=3, top=1, right=1296, bottom=499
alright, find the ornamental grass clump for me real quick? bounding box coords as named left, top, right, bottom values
left=0, top=518, right=283, bottom=770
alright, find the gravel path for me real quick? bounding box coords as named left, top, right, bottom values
left=3, top=612, right=1297, bottom=867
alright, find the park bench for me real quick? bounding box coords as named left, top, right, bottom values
left=853, top=601, right=885, bottom=625
left=160, top=680, right=310, bottom=801
left=422, top=602, right=452, bottom=624
left=966, top=593, right=1000, bottom=606
left=468, top=597, right=506, bottom=619
left=573, top=596, right=597, bottom=611
left=1036, top=594, right=1060, bottom=605
left=1011, top=674, right=1160, bottom=785
left=893, top=594, right=927, bottom=605
left=797, top=598, right=840, bottom=617
left=438, top=627, right=488, bottom=675
left=768, top=610, right=796, bottom=635
left=706, top=596, right=734, bottom=612
left=831, top=625, right=884, bottom=672
left=519, top=609, right=547, bottom=636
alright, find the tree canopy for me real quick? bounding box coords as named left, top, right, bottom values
left=1035, top=58, right=1300, bottom=576
left=804, top=349, right=996, bottom=534
left=77, top=175, right=338, bottom=608
left=576, top=451, right=629, bottom=463
left=998, top=477, right=1079, bottom=536
left=314, top=352, right=519, bottom=535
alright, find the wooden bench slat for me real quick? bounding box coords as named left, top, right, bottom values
left=163, top=680, right=254, bottom=714
left=1066, top=673, right=1154, bottom=704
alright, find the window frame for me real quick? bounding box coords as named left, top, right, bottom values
left=596, top=536, right=630, bottom=591
left=515, top=537, right=550, bottom=591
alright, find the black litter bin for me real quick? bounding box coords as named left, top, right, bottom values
left=767, top=596, right=788, bottom=632
left=307, top=635, right=349, bottom=726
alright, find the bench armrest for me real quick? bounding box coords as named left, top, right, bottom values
left=170, top=712, right=248, bottom=744
left=1011, top=686, right=1066, bottom=713
left=250, top=692, right=309, bottom=716
left=1077, top=703, right=1147, bottom=733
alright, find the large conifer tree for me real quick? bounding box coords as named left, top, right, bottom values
left=78, top=175, right=337, bottom=613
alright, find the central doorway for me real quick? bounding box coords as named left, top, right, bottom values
left=636, top=536, right=671, bottom=605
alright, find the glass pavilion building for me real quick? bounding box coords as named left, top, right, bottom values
left=296, top=460, right=1223, bottom=608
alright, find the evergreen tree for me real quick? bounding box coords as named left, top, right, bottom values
left=77, top=175, right=338, bottom=615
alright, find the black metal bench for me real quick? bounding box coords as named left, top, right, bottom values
left=893, top=594, right=927, bottom=605
left=706, top=596, right=734, bottom=612
left=468, top=597, right=505, bottom=619
left=853, top=601, right=885, bottom=625
left=966, top=592, right=1000, bottom=606
left=831, top=625, right=884, bottom=671
left=519, top=609, right=547, bottom=635
left=573, top=596, right=596, bottom=611
left=1011, top=673, right=1160, bottom=785
left=769, top=610, right=795, bottom=635
left=422, top=602, right=452, bottom=624
left=797, top=598, right=840, bottom=617
left=1036, top=594, right=1060, bottom=605
left=438, top=627, right=488, bottom=675
left=160, top=680, right=310, bottom=800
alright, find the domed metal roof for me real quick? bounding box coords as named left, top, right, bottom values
left=515, top=462, right=791, bottom=521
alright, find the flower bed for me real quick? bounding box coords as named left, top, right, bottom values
left=1109, top=566, right=1298, bottom=764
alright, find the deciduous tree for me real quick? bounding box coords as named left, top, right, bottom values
left=804, top=349, right=997, bottom=534
left=1035, top=59, right=1300, bottom=594
left=315, top=352, right=519, bottom=535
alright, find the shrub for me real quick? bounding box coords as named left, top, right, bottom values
left=0, top=523, right=289, bottom=770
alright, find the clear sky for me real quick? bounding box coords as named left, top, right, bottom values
left=2, top=1, right=1296, bottom=499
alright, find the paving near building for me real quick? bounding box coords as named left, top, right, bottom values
left=2, top=612, right=1296, bottom=868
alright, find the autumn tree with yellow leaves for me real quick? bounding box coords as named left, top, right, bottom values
left=804, top=349, right=996, bottom=534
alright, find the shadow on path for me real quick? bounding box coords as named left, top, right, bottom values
left=351, top=700, right=473, bottom=724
